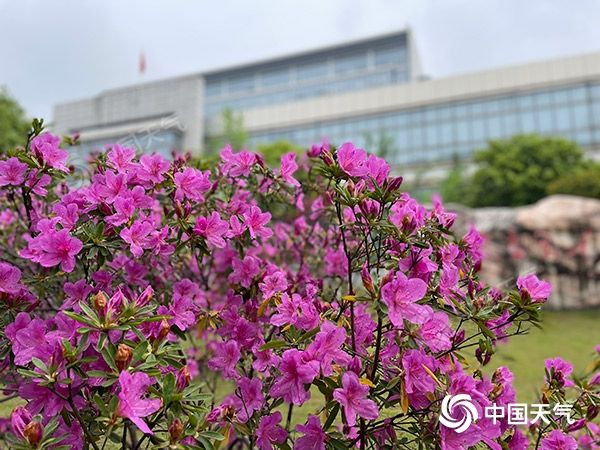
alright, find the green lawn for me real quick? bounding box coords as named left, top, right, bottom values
left=487, top=309, right=600, bottom=402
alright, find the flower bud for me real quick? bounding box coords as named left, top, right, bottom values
left=361, top=265, right=375, bottom=296
left=175, top=201, right=184, bottom=218
left=453, top=329, right=466, bottom=345
left=567, top=419, right=586, bottom=432
left=387, top=176, right=403, bottom=192
left=587, top=404, right=599, bottom=420
left=346, top=179, right=356, bottom=196
left=135, top=286, right=154, bottom=307
left=176, top=366, right=191, bottom=391
left=157, top=319, right=170, bottom=341
left=93, top=292, right=107, bottom=312
left=320, top=149, right=334, bottom=167
left=23, top=421, right=42, bottom=446
left=254, top=153, right=265, bottom=168
left=308, top=143, right=322, bottom=157
left=10, top=406, right=32, bottom=439
left=169, top=418, right=184, bottom=444
left=115, top=344, right=133, bottom=372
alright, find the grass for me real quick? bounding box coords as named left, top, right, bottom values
left=1, top=310, right=598, bottom=430
left=486, top=309, right=600, bottom=402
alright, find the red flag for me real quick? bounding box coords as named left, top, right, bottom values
left=139, top=51, right=146, bottom=75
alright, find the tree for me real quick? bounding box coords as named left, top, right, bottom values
left=206, top=108, right=248, bottom=153
left=439, top=153, right=472, bottom=204
left=546, top=163, right=600, bottom=199
left=468, top=134, right=584, bottom=207
left=256, top=139, right=301, bottom=167
left=0, top=87, right=28, bottom=153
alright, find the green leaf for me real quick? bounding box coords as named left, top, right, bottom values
left=259, top=340, right=288, bottom=351
left=323, top=403, right=339, bottom=430
left=199, top=431, right=225, bottom=441
left=198, top=436, right=215, bottom=450
left=163, top=372, right=176, bottom=404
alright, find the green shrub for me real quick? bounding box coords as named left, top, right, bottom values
left=546, top=163, right=600, bottom=199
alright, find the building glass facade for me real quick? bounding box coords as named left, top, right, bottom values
left=247, top=82, right=600, bottom=165
left=203, top=33, right=410, bottom=120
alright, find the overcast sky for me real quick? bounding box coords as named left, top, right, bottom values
left=1, top=0, right=599, bottom=119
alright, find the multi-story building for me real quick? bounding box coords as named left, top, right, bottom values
left=52, top=29, right=600, bottom=181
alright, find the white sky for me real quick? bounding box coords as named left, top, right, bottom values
left=1, top=0, right=599, bottom=119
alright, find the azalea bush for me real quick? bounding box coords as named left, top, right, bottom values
left=0, top=120, right=598, bottom=450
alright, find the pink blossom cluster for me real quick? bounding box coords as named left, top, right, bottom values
left=0, top=126, right=597, bottom=450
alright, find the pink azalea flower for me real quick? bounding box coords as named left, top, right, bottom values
left=229, top=255, right=261, bottom=288
left=117, top=371, right=161, bottom=435
left=194, top=212, right=229, bottom=248
left=304, top=321, right=351, bottom=376
left=325, top=248, right=347, bottom=278
left=120, top=219, right=155, bottom=257
left=545, top=357, right=575, bottom=388
left=366, top=154, right=390, bottom=185
left=158, top=295, right=196, bottom=331
left=6, top=313, right=52, bottom=365
left=20, top=382, right=82, bottom=417
left=174, top=167, right=211, bottom=202
left=107, top=144, right=136, bottom=171
left=398, top=247, right=438, bottom=283
left=517, top=274, right=552, bottom=303
left=26, top=171, right=51, bottom=196
left=336, top=142, right=368, bottom=177
left=228, top=377, right=264, bottom=423
left=55, top=418, right=84, bottom=450
left=294, top=415, right=326, bottom=450
left=402, top=349, right=438, bottom=408
left=242, top=206, right=272, bottom=240
left=30, top=132, right=69, bottom=172
left=0, top=157, right=27, bottom=186
left=0, top=261, right=24, bottom=294
left=270, top=293, right=319, bottom=331
left=137, top=153, right=170, bottom=184
left=463, top=225, right=484, bottom=267
left=333, top=371, right=379, bottom=427
left=508, top=428, right=529, bottom=450
left=540, top=430, right=577, bottom=450
left=279, top=152, right=300, bottom=187
left=97, top=170, right=127, bottom=204
left=107, top=195, right=136, bottom=226
left=230, top=151, right=257, bottom=177
left=208, top=340, right=240, bottom=379
left=258, top=270, right=288, bottom=299
left=270, top=349, right=319, bottom=406
left=381, top=271, right=428, bottom=326
left=10, top=406, right=32, bottom=439
left=389, top=193, right=426, bottom=232
left=53, top=202, right=80, bottom=231
left=26, top=229, right=83, bottom=273
left=418, top=306, right=453, bottom=352
left=256, top=412, right=288, bottom=450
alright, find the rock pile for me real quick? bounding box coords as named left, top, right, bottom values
left=455, top=195, right=600, bottom=309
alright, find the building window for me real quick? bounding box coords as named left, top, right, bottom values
left=335, top=52, right=367, bottom=74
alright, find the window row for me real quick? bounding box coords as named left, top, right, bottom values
left=205, top=69, right=408, bottom=117
left=204, top=45, right=408, bottom=98
left=245, top=89, right=600, bottom=165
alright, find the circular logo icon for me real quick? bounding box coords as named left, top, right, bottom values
left=439, top=394, right=478, bottom=433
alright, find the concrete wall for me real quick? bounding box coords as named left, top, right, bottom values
left=53, top=75, right=205, bottom=153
